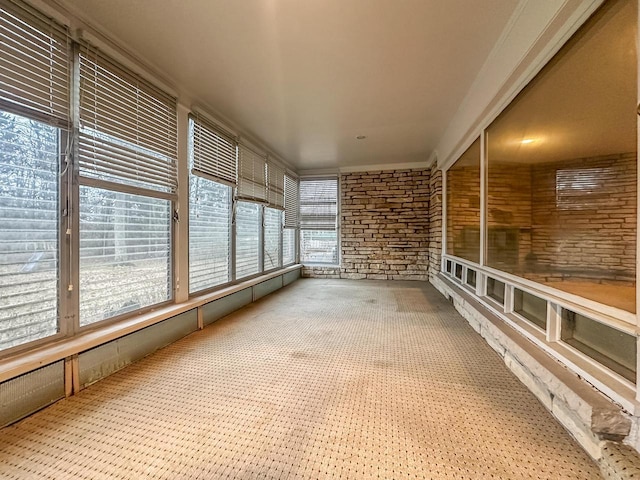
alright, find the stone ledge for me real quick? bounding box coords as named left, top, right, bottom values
left=432, top=274, right=632, bottom=461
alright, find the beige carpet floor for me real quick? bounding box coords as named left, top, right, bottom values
left=0, top=279, right=600, bottom=479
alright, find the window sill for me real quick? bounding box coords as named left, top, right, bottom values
left=0, top=264, right=302, bottom=383
left=301, top=263, right=340, bottom=267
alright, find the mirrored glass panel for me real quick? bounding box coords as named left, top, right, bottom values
left=514, top=289, right=546, bottom=330
left=486, top=0, right=637, bottom=312
left=486, top=278, right=505, bottom=305
left=447, top=138, right=480, bottom=263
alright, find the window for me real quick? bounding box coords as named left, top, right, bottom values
left=0, top=113, right=60, bottom=351
left=78, top=44, right=177, bottom=325
left=561, top=309, right=636, bottom=383
left=283, top=228, right=296, bottom=266
left=189, top=179, right=232, bottom=293
left=0, top=0, right=302, bottom=356
left=188, top=114, right=234, bottom=293
left=485, top=0, right=637, bottom=312
left=264, top=208, right=281, bottom=271
left=300, top=178, right=338, bottom=265
left=283, top=174, right=299, bottom=266
left=235, top=201, right=261, bottom=279
left=486, top=278, right=505, bottom=305
left=466, top=269, right=477, bottom=288
left=513, top=289, right=546, bottom=330
left=0, top=1, right=70, bottom=351
left=79, top=188, right=171, bottom=325
left=454, top=264, right=463, bottom=280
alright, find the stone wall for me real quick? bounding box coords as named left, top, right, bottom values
left=302, top=168, right=430, bottom=280
left=428, top=169, right=442, bottom=281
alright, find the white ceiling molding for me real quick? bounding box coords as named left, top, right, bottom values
left=296, top=168, right=340, bottom=177
left=436, top=0, right=604, bottom=172
left=190, top=107, right=239, bottom=139
left=298, top=160, right=432, bottom=177
left=426, top=151, right=438, bottom=169
left=339, top=161, right=430, bottom=174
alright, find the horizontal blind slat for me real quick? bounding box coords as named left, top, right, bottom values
left=79, top=43, right=177, bottom=193
left=0, top=0, right=70, bottom=127
left=299, top=178, right=337, bottom=230
left=284, top=175, right=299, bottom=228
left=266, top=160, right=285, bottom=210
left=190, top=114, right=237, bottom=187
left=237, top=144, right=267, bottom=203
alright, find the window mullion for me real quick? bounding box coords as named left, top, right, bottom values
left=65, top=41, right=81, bottom=337
left=259, top=206, right=265, bottom=273
left=230, top=195, right=236, bottom=282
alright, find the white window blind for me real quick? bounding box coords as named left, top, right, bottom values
left=190, top=113, right=237, bottom=187
left=0, top=0, right=70, bottom=128
left=237, top=143, right=267, bottom=203
left=266, top=160, right=285, bottom=210
left=299, top=178, right=338, bottom=230
left=78, top=44, right=178, bottom=195
left=284, top=174, right=299, bottom=229
left=235, top=201, right=261, bottom=279
left=189, top=176, right=231, bottom=293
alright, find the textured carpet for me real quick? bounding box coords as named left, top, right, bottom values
left=0, top=279, right=600, bottom=479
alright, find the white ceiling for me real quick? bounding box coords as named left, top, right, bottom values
left=56, top=0, right=519, bottom=171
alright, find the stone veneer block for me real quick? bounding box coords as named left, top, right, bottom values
left=303, top=168, right=431, bottom=280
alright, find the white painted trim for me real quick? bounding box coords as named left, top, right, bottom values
left=441, top=168, right=447, bottom=257
left=637, top=335, right=640, bottom=401
left=296, top=169, right=340, bottom=177
left=547, top=303, right=562, bottom=343
left=189, top=107, right=239, bottom=138
left=479, top=130, right=486, bottom=267
left=636, top=4, right=640, bottom=331
left=298, top=161, right=432, bottom=177
left=336, top=175, right=342, bottom=267
left=339, top=161, right=430, bottom=174
left=175, top=104, right=190, bottom=303
left=426, top=151, right=438, bottom=169
left=476, top=271, right=485, bottom=298
left=505, top=284, right=515, bottom=315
